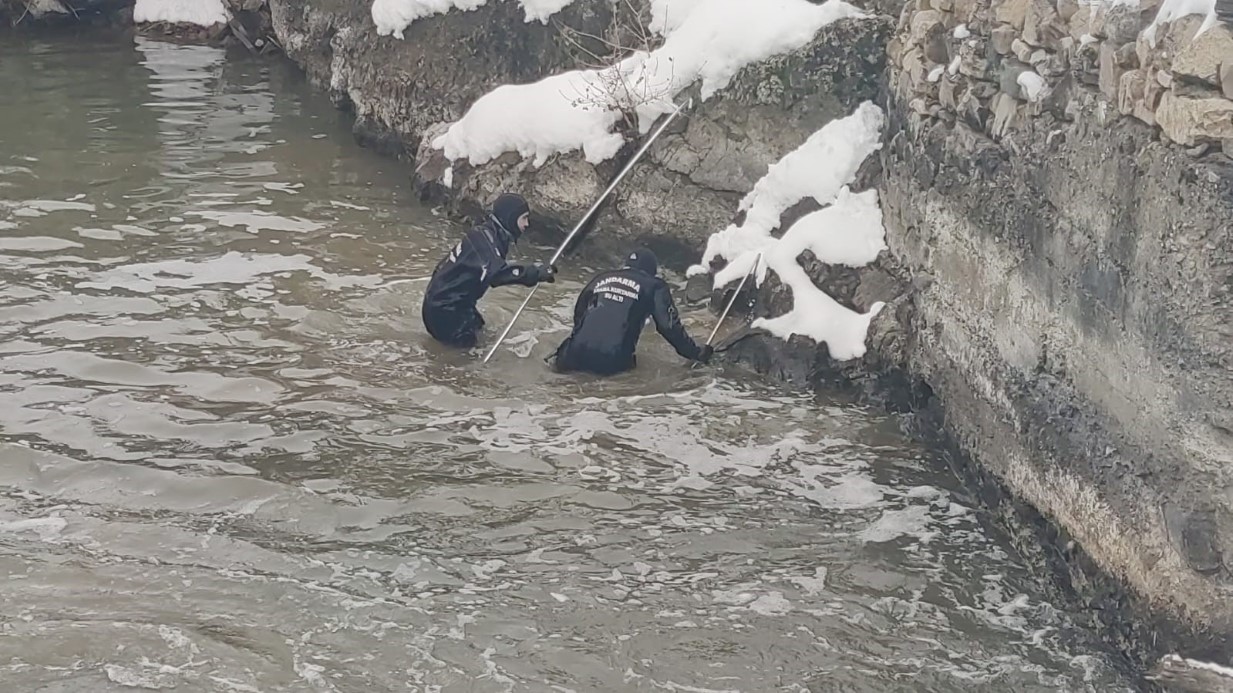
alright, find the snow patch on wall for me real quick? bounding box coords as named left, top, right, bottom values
left=373, top=0, right=578, bottom=39
left=133, top=0, right=227, bottom=26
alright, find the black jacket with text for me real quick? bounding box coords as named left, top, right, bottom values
left=552, top=267, right=704, bottom=375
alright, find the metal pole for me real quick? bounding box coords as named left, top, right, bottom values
left=483, top=98, right=691, bottom=364
left=705, top=252, right=762, bottom=347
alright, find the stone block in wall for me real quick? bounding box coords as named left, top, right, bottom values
left=990, top=91, right=1020, bottom=137
left=887, top=37, right=904, bottom=63
left=899, top=47, right=930, bottom=100
left=1140, top=67, right=1166, bottom=124
left=1142, top=15, right=1202, bottom=73
left=1172, top=23, right=1233, bottom=88
left=1156, top=90, right=1233, bottom=145
left=1114, top=41, right=1138, bottom=68
left=1099, top=4, right=1142, bottom=44
left=959, top=37, right=994, bottom=78
left=1057, top=35, right=1076, bottom=63
left=1023, top=0, right=1063, bottom=47
left=940, top=74, right=961, bottom=109
left=970, top=80, right=1000, bottom=98
left=1100, top=42, right=1125, bottom=100
left=1135, top=32, right=1164, bottom=73
left=933, top=0, right=955, bottom=11
left=1117, top=68, right=1145, bottom=116
left=953, top=0, right=984, bottom=24
left=898, top=0, right=914, bottom=33
left=1031, top=49, right=1068, bottom=79
left=1057, top=0, right=1079, bottom=21
left=958, top=88, right=989, bottom=129
left=994, top=0, right=1030, bottom=30
left=910, top=9, right=946, bottom=45
left=992, top=24, right=1017, bottom=54
left=999, top=62, right=1031, bottom=98
left=1075, top=40, right=1101, bottom=85
left=1012, top=38, right=1034, bottom=62
left=1068, top=6, right=1092, bottom=40
left=1222, top=62, right=1233, bottom=99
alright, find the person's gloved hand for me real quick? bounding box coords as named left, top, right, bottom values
left=533, top=262, right=556, bottom=284
left=520, top=263, right=554, bottom=285
left=696, top=345, right=714, bottom=364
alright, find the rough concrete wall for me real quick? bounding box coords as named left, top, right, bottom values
left=881, top=0, right=1233, bottom=654
left=269, top=0, right=892, bottom=261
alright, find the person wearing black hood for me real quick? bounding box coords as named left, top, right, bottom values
left=550, top=247, right=712, bottom=376
left=422, top=193, right=555, bottom=348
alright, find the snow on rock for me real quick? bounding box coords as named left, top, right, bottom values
left=1144, top=0, right=1218, bottom=45
left=691, top=102, right=887, bottom=361
left=1017, top=70, right=1047, bottom=102
left=694, top=102, right=884, bottom=276
left=432, top=64, right=630, bottom=166
left=749, top=193, right=887, bottom=360
left=133, top=0, right=227, bottom=26
left=373, top=0, right=576, bottom=39
left=433, top=0, right=866, bottom=166
left=631, top=0, right=868, bottom=128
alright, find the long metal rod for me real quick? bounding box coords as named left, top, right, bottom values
left=705, top=252, right=762, bottom=347
left=483, top=99, right=690, bottom=364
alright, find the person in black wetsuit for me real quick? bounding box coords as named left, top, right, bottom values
left=422, top=193, right=555, bottom=347
left=550, top=247, right=712, bottom=375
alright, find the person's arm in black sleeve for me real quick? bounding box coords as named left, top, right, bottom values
left=488, top=261, right=539, bottom=287
left=485, top=251, right=555, bottom=288
left=650, top=280, right=710, bottom=362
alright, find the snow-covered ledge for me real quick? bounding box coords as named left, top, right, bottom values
left=134, top=0, right=228, bottom=27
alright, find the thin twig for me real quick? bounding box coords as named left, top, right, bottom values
left=15, top=0, right=32, bottom=26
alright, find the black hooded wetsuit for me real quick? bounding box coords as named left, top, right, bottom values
left=552, top=249, right=707, bottom=375
left=421, top=194, right=549, bottom=348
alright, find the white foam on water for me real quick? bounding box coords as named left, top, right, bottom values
left=0, top=236, right=85, bottom=252
left=786, top=568, right=828, bottom=595
left=860, top=505, right=937, bottom=544
left=747, top=591, right=792, bottom=616
left=0, top=516, right=68, bottom=541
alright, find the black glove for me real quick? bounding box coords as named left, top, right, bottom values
left=696, top=345, right=714, bottom=364
left=531, top=262, right=555, bottom=284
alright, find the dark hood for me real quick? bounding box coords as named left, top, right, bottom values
left=491, top=193, right=530, bottom=242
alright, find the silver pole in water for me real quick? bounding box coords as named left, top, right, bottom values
left=705, top=252, right=763, bottom=348
left=482, top=98, right=691, bottom=364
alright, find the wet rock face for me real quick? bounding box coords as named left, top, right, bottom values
left=882, top=0, right=1233, bottom=651
left=270, top=0, right=893, bottom=260
left=1, top=0, right=131, bottom=25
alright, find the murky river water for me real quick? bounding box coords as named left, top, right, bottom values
left=0, top=35, right=1143, bottom=692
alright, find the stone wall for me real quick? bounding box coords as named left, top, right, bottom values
left=881, top=0, right=1233, bottom=658
left=890, top=0, right=1233, bottom=151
